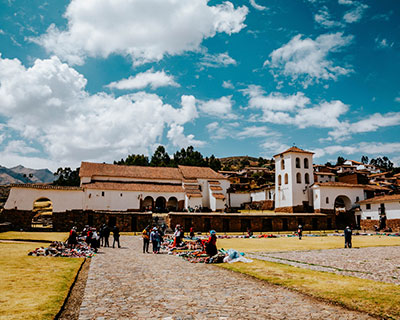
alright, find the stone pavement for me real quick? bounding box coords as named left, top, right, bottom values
left=249, top=246, right=400, bottom=285
left=79, top=236, right=374, bottom=320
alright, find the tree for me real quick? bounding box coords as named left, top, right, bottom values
left=370, top=156, right=393, bottom=171
left=172, top=146, right=207, bottom=167
left=114, top=154, right=149, bottom=166
left=325, top=161, right=333, bottom=167
left=53, top=167, right=80, bottom=186
left=361, top=155, right=369, bottom=164
left=208, top=155, right=222, bottom=172
left=240, top=158, right=250, bottom=169
left=150, top=146, right=171, bottom=167
left=336, top=156, right=346, bottom=166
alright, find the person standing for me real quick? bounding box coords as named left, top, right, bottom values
left=344, top=226, right=352, bottom=248
left=68, top=226, right=78, bottom=248
left=103, top=225, right=110, bottom=247
left=142, top=226, right=150, bottom=253
left=189, top=227, right=195, bottom=239
left=150, top=227, right=159, bottom=254
left=113, top=225, right=121, bottom=248
left=297, top=224, right=303, bottom=240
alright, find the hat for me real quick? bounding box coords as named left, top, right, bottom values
left=153, top=227, right=157, bottom=231
left=210, top=230, right=216, bottom=235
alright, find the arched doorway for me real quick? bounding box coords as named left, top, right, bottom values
left=167, top=197, right=178, bottom=212
left=334, top=195, right=355, bottom=229
left=31, top=198, right=53, bottom=229
left=155, top=196, right=166, bottom=213
left=141, top=196, right=154, bottom=211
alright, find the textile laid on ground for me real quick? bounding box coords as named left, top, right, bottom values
left=28, top=241, right=96, bottom=258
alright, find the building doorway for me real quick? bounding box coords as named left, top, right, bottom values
left=31, top=198, right=53, bottom=229
left=155, top=197, right=166, bottom=213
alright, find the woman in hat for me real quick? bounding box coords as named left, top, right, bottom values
left=205, top=230, right=218, bottom=257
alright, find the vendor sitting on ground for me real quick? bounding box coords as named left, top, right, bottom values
left=205, top=230, right=218, bottom=257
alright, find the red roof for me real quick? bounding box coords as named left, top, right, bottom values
left=178, top=165, right=226, bottom=180
left=274, top=146, right=314, bottom=157
left=212, top=193, right=225, bottom=199
left=313, top=182, right=365, bottom=189
left=358, top=194, right=400, bottom=204
left=84, top=182, right=184, bottom=193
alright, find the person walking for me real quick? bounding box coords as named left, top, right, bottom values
left=113, top=225, right=121, bottom=248
left=142, top=226, right=150, bottom=253
left=344, top=226, right=352, bottom=248
left=103, top=224, right=110, bottom=247
left=297, top=224, right=303, bottom=240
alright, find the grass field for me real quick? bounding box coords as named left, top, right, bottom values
left=220, top=259, right=400, bottom=319
left=0, top=236, right=83, bottom=320
left=0, top=231, right=68, bottom=242
left=218, top=235, right=400, bottom=252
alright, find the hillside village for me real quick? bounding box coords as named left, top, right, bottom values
left=1, top=146, right=399, bottom=233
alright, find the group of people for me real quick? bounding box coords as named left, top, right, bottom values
left=67, top=224, right=121, bottom=252
left=142, top=225, right=165, bottom=253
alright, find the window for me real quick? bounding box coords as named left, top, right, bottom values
left=304, top=158, right=309, bottom=169
left=278, top=175, right=282, bottom=186
left=120, top=193, right=123, bottom=197
left=296, top=172, right=301, bottom=184
left=101, top=191, right=105, bottom=197
left=284, top=173, right=288, bottom=184
left=281, top=158, right=285, bottom=170
left=366, top=216, right=371, bottom=220
left=296, top=157, right=300, bottom=168
left=88, top=193, right=91, bottom=199
left=356, top=196, right=359, bottom=202
left=366, top=203, right=371, bottom=210
left=305, top=173, right=310, bottom=184
left=321, top=175, right=325, bottom=178
left=326, top=197, right=329, bottom=204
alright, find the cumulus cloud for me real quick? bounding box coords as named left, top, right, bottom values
left=0, top=55, right=200, bottom=167
left=267, top=32, right=353, bottom=87
left=167, top=123, right=205, bottom=148
left=313, top=142, right=400, bottom=158
left=237, top=126, right=273, bottom=139
left=106, top=69, right=179, bottom=90
left=328, top=112, right=400, bottom=141
left=343, top=3, right=368, bottom=23
left=261, top=141, right=290, bottom=156
left=199, top=96, right=237, bottom=119
left=249, top=0, right=267, bottom=11
left=222, top=80, right=234, bottom=89
left=199, top=52, right=237, bottom=68
left=33, top=0, right=248, bottom=65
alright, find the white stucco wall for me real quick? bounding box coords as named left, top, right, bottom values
left=360, top=201, right=400, bottom=220
left=251, top=190, right=267, bottom=202
left=229, top=193, right=251, bottom=207
left=312, top=186, right=364, bottom=210
left=5, top=187, right=84, bottom=212
left=185, top=195, right=202, bottom=210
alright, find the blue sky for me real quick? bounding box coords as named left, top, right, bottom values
left=0, top=0, right=399, bottom=171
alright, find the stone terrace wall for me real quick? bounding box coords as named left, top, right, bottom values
left=0, top=209, right=36, bottom=231
left=167, top=213, right=334, bottom=232
left=361, top=218, right=400, bottom=232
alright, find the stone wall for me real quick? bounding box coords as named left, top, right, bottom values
left=166, top=213, right=334, bottom=232
left=245, top=200, right=274, bottom=211
left=275, top=205, right=304, bottom=213
left=1, top=209, right=152, bottom=232
left=361, top=219, right=400, bottom=232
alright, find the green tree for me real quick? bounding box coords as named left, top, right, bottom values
left=53, top=167, right=80, bottom=186
left=370, top=156, right=393, bottom=171
left=336, top=156, right=346, bottom=166
left=150, top=145, right=171, bottom=167
left=208, top=155, right=222, bottom=172
left=361, top=155, right=369, bottom=164
left=114, top=154, right=149, bottom=166
left=172, top=146, right=207, bottom=167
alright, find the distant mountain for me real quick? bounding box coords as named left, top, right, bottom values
left=0, top=165, right=55, bottom=185
left=219, top=156, right=274, bottom=171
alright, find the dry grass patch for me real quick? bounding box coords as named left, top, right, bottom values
left=218, top=235, right=400, bottom=253
left=220, top=259, right=400, bottom=319
left=0, top=242, right=83, bottom=320
left=0, top=231, right=68, bottom=242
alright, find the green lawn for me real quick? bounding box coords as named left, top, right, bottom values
left=0, top=236, right=83, bottom=320
left=0, top=231, right=68, bottom=242
left=218, top=235, right=400, bottom=252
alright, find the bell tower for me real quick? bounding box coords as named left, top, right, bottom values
left=274, top=147, right=314, bottom=212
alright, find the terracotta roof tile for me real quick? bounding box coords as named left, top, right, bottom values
left=210, top=185, right=222, bottom=191
left=10, top=184, right=82, bottom=191
left=313, top=182, right=365, bottom=188
left=178, top=165, right=226, bottom=180
left=84, top=182, right=184, bottom=193
left=208, top=180, right=221, bottom=185
left=359, top=194, right=400, bottom=204
left=186, top=193, right=202, bottom=198
left=314, top=172, right=336, bottom=176
left=274, top=146, right=314, bottom=157
left=80, top=162, right=182, bottom=180
left=212, top=193, right=225, bottom=199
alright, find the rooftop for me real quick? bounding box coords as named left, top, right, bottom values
left=274, top=146, right=314, bottom=157
left=358, top=194, right=400, bottom=204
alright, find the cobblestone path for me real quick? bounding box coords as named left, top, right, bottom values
left=79, top=236, right=374, bottom=320
left=249, top=246, right=400, bottom=285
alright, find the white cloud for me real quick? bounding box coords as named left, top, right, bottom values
left=343, top=3, right=368, bottom=23
left=106, top=69, right=179, bottom=90
left=0, top=29, right=5, bottom=35
left=329, top=112, right=400, bottom=141
left=314, top=6, right=344, bottom=28
left=375, top=37, right=394, bottom=49
left=338, top=0, right=353, bottom=5
left=261, top=141, right=290, bottom=156
left=0, top=55, right=200, bottom=167
left=395, top=97, right=400, bottom=103
left=206, top=121, right=240, bottom=140
left=167, top=123, right=205, bottom=148
left=33, top=0, right=248, bottom=65
left=249, top=0, right=267, bottom=11
left=199, top=96, right=236, bottom=119
left=222, top=80, right=234, bottom=89
left=3, top=140, right=39, bottom=155
left=313, top=142, right=400, bottom=158
left=200, top=52, right=237, bottom=68
left=267, top=32, right=353, bottom=87
left=237, top=126, right=272, bottom=139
